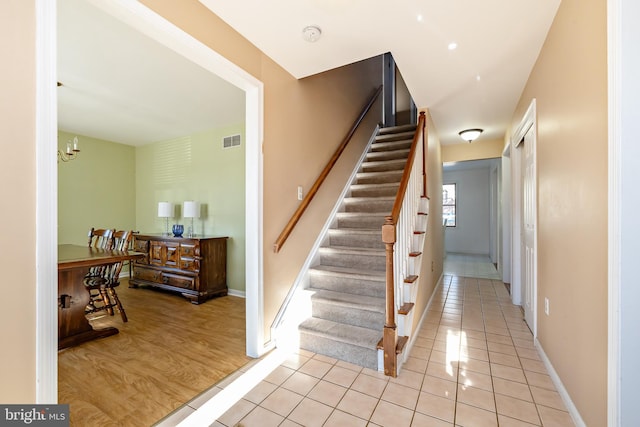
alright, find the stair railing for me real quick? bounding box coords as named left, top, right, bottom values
left=273, top=85, right=383, bottom=253
left=381, top=111, right=427, bottom=376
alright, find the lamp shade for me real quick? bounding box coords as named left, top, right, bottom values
left=183, top=201, right=200, bottom=218
left=157, top=202, right=173, bottom=218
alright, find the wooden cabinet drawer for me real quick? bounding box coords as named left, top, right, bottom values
left=149, top=241, right=180, bottom=267
left=162, top=273, right=195, bottom=290
left=149, top=242, right=163, bottom=265
left=180, top=244, right=199, bottom=257
left=180, top=257, right=199, bottom=272
left=133, top=266, right=162, bottom=282
left=133, top=238, right=149, bottom=253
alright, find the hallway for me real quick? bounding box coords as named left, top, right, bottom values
left=444, top=253, right=502, bottom=281
left=158, top=269, right=575, bottom=426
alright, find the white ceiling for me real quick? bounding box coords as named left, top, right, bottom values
left=57, top=0, right=245, bottom=146
left=58, top=0, right=560, bottom=148
left=200, top=0, right=560, bottom=145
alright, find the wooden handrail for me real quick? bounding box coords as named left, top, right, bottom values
left=388, top=111, right=426, bottom=224
left=273, top=85, right=383, bottom=253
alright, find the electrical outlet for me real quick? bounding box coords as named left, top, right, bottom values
left=544, top=297, right=550, bottom=315
left=297, top=186, right=303, bottom=201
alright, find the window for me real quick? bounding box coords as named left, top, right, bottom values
left=442, top=183, right=456, bottom=227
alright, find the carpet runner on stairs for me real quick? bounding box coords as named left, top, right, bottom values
left=298, top=124, right=417, bottom=369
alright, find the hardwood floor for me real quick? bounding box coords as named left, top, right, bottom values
left=58, top=279, right=251, bottom=426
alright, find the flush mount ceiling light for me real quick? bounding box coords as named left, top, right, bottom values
left=458, top=128, right=483, bottom=143
left=302, top=25, right=322, bottom=42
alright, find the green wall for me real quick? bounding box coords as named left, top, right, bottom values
left=58, top=124, right=246, bottom=294
left=134, top=124, right=246, bottom=293
left=57, top=130, right=136, bottom=245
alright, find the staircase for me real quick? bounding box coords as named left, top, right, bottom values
left=297, top=123, right=418, bottom=369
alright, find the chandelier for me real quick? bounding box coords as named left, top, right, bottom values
left=58, top=136, right=80, bottom=162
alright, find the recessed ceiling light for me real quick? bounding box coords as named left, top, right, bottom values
left=417, top=14, right=424, bottom=22
left=302, top=25, right=322, bottom=43
left=448, top=42, right=458, bottom=51
left=476, top=74, right=481, bottom=81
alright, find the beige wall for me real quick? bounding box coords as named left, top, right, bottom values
left=442, top=138, right=504, bottom=163
left=510, top=0, right=608, bottom=424
left=0, top=0, right=37, bottom=402
left=412, top=110, right=444, bottom=332
left=141, top=0, right=384, bottom=342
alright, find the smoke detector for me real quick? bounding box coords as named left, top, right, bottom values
left=302, top=25, right=322, bottom=42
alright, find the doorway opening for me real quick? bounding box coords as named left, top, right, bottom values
left=36, top=0, right=264, bottom=404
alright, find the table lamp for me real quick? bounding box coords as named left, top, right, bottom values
left=183, top=201, right=200, bottom=237
left=157, top=202, right=173, bottom=235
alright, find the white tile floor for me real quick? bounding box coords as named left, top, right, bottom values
left=444, top=253, right=502, bottom=281
left=157, top=259, right=574, bottom=427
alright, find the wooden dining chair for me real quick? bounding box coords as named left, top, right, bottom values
left=88, top=227, right=114, bottom=249
left=85, top=230, right=133, bottom=322
left=85, top=227, right=114, bottom=280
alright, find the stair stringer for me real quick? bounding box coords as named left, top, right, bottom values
left=270, top=126, right=380, bottom=350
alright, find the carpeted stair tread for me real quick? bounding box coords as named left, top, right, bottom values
left=355, top=170, right=403, bottom=185
left=366, top=149, right=411, bottom=161
left=361, top=158, right=408, bottom=172
left=311, top=289, right=385, bottom=312
left=319, top=245, right=386, bottom=271
left=309, top=264, right=386, bottom=281
left=350, top=185, right=400, bottom=198
left=350, top=182, right=400, bottom=191
left=320, top=245, right=385, bottom=255
left=299, top=317, right=382, bottom=347
left=356, top=170, right=403, bottom=179
left=328, top=228, right=381, bottom=236
left=335, top=212, right=387, bottom=229
left=308, top=265, right=386, bottom=298
left=378, top=124, right=417, bottom=134
left=342, top=197, right=395, bottom=213
left=374, top=131, right=416, bottom=142
left=344, top=196, right=396, bottom=203
left=369, top=140, right=413, bottom=152
left=327, top=228, right=384, bottom=249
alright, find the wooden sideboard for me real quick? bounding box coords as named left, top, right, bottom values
left=129, top=234, right=228, bottom=304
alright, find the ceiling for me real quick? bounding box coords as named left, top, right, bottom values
left=199, top=0, right=560, bottom=146
left=58, top=0, right=560, bottom=147
left=57, top=0, right=245, bottom=146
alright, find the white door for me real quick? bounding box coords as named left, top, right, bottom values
left=521, top=126, right=536, bottom=331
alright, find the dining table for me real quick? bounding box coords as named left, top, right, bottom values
left=58, top=244, right=144, bottom=350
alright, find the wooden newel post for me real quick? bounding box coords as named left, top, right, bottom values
left=382, top=216, right=398, bottom=377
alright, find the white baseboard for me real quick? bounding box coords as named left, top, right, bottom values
left=227, top=289, right=246, bottom=298
left=535, top=339, right=586, bottom=427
